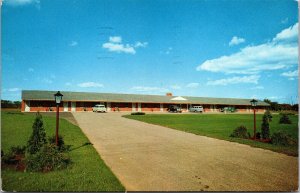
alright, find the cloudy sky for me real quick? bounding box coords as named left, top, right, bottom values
left=2, top=0, right=298, bottom=103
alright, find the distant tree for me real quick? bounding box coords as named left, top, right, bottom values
left=13, top=101, right=21, bottom=108
left=292, top=104, right=299, bottom=111
left=1, top=100, right=21, bottom=108
left=263, top=99, right=271, bottom=104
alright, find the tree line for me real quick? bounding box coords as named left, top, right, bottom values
left=1, top=100, right=21, bottom=108
left=263, top=99, right=298, bottom=112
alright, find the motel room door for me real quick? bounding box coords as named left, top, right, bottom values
left=63, top=102, right=68, bottom=112
left=71, top=102, right=76, bottom=112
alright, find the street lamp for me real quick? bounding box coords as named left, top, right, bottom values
left=250, top=99, right=258, bottom=140
left=54, top=91, right=63, bottom=146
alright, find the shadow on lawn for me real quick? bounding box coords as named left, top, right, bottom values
left=70, top=142, right=93, bottom=151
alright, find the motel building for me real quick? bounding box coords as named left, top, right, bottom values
left=21, top=90, right=269, bottom=113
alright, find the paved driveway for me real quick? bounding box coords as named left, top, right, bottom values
left=72, top=112, right=298, bottom=191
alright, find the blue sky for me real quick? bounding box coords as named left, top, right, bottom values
left=2, top=0, right=299, bottom=103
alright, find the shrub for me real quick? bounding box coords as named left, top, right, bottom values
left=229, top=125, right=248, bottom=139
left=271, top=132, right=296, bottom=146
left=27, top=112, right=47, bottom=154
left=279, top=114, right=292, bottom=124
left=255, top=132, right=261, bottom=140
left=2, top=146, right=26, bottom=165
left=265, top=110, right=272, bottom=122
left=131, top=112, right=145, bottom=115
left=48, top=135, right=71, bottom=152
left=26, top=144, right=71, bottom=172
left=261, top=114, right=270, bottom=139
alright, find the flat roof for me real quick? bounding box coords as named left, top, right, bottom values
left=22, top=90, right=270, bottom=106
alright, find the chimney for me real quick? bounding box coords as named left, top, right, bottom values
left=166, top=92, right=173, bottom=96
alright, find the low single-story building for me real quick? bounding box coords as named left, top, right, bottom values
left=21, top=90, right=269, bottom=113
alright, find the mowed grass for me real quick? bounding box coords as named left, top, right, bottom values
left=124, top=113, right=298, bottom=156
left=1, top=111, right=125, bottom=192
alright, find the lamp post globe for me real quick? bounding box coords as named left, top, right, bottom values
left=250, top=99, right=258, bottom=140
left=54, top=91, right=63, bottom=104
left=54, top=91, right=63, bottom=146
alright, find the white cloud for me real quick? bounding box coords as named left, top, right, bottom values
left=102, top=36, right=147, bottom=54
left=77, top=82, right=103, bottom=88
left=229, top=36, right=245, bottom=46
left=135, top=41, right=148, bottom=48
left=281, top=70, right=298, bottom=80
left=281, top=70, right=298, bottom=77
left=103, top=42, right=136, bottom=54
left=207, top=75, right=260, bottom=86
left=5, top=0, right=40, bottom=6
left=131, top=86, right=169, bottom=93
left=69, top=41, right=78, bottom=47
left=28, top=68, right=34, bottom=72
left=170, top=85, right=181, bottom=90
left=109, top=36, right=122, bottom=43
left=65, top=82, right=72, bottom=86
left=197, top=23, right=298, bottom=74
left=8, top=88, right=20, bottom=92
left=186, top=83, right=199, bottom=88
left=273, top=23, right=298, bottom=42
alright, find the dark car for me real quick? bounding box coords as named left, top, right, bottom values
left=167, top=105, right=182, bottom=113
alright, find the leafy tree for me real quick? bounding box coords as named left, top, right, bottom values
left=27, top=112, right=47, bottom=154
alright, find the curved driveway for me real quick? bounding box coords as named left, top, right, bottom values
left=72, top=112, right=298, bottom=191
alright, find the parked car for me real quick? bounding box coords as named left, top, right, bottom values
left=92, top=104, right=107, bottom=113
left=220, top=107, right=236, bottom=113
left=167, top=105, right=182, bottom=113
left=189, top=106, right=204, bottom=113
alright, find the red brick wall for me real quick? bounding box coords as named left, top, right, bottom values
left=21, top=101, right=25, bottom=111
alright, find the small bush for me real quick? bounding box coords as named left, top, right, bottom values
left=2, top=146, right=26, bottom=165
left=26, top=144, right=71, bottom=172
left=271, top=132, right=296, bottom=146
left=261, top=114, right=270, bottom=139
left=27, top=112, right=47, bottom=154
left=255, top=132, right=261, bottom=139
left=131, top=112, right=145, bottom=115
left=230, top=125, right=248, bottom=139
left=279, top=114, right=292, bottom=124
left=265, top=110, right=272, bottom=122
left=48, top=135, right=71, bottom=152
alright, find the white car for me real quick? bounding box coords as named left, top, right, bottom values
left=92, top=104, right=107, bottom=113
left=189, top=106, right=204, bottom=113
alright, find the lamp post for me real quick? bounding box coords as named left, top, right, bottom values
left=54, top=91, right=63, bottom=146
left=250, top=99, right=258, bottom=140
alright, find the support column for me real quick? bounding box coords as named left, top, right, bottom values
left=107, top=102, right=111, bottom=112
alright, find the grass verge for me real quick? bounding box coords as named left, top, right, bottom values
left=1, top=111, right=125, bottom=192
left=123, top=113, right=298, bottom=156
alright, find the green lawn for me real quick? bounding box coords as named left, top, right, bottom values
left=124, top=113, right=298, bottom=156
left=1, top=111, right=125, bottom=192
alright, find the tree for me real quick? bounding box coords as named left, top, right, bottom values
left=27, top=112, right=47, bottom=154
left=265, top=110, right=272, bottom=122
left=261, top=114, right=270, bottom=139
